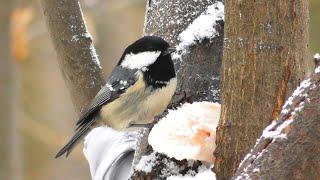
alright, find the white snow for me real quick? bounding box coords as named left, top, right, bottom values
left=262, top=79, right=312, bottom=140
left=292, top=79, right=311, bottom=97
left=236, top=75, right=315, bottom=178
left=148, top=102, right=220, bottom=163
left=135, top=152, right=157, bottom=173
left=167, top=167, right=216, bottom=180
left=252, top=168, right=260, bottom=173
left=120, top=51, right=161, bottom=69
left=314, top=53, right=320, bottom=60
left=262, top=119, right=293, bottom=139
left=282, top=78, right=311, bottom=110
left=77, top=1, right=102, bottom=68
left=71, top=32, right=92, bottom=42
left=173, top=1, right=224, bottom=60
left=315, top=66, right=320, bottom=74
left=89, top=43, right=101, bottom=67
left=83, top=127, right=138, bottom=180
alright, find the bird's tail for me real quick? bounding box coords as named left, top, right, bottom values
left=55, top=120, right=95, bottom=158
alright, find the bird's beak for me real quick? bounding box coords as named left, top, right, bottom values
left=163, top=47, right=176, bottom=55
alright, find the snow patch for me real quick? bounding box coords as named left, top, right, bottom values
left=173, top=1, right=224, bottom=60
left=89, top=43, right=101, bottom=67
left=262, top=119, right=293, bottom=139
left=77, top=1, right=101, bottom=68
left=121, top=51, right=161, bottom=69
left=71, top=32, right=92, bottom=42
left=135, top=152, right=157, bottom=173
left=282, top=78, right=311, bottom=111
left=263, top=79, right=312, bottom=140
left=149, top=102, right=220, bottom=163
left=236, top=76, right=314, bottom=179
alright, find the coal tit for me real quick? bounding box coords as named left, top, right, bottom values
left=55, top=36, right=177, bottom=158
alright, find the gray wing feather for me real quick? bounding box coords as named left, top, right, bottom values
left=55, top=67, right=137, bottom=158
left=76, top=67, right=137, bottom=128
left=75, top=86, right=113, bottom=128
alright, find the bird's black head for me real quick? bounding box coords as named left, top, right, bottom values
left=118, top=36, right=176, bottom=88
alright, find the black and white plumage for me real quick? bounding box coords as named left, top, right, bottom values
left=55, top=36, right=177, bottom=158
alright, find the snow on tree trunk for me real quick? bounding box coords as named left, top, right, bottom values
left=233, top=60, right=320, bottom=179
left=214, top=0, right=308, bottom=179
left=41, top=0, right=105, bottom=113
left=131, top=0, right=224, bottom=179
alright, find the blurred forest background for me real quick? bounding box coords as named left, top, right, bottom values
left=0, top=0, right=319, bottom=179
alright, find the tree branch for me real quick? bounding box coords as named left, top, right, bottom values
left=215, top=0, right=308, bottom=178
left=234, top=64, right=320, bottom=179
left=131, top=0, right=224, bottom=178
left=41, top=0, right=105, bottom=113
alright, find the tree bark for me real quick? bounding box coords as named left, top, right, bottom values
left=233, top=64, right=320, bottom=179
left=215, top=0, right=308, bottom=179
left=143, top=0, right=223, bottom=103
left=41, top=0, right=105, bottom=113
left=131, top=0, right=224, bottom=179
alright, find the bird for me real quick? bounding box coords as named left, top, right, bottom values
left=55, top=36, right=177, bottom=158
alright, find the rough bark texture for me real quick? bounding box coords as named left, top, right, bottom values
left=41, top=0, right=105, bottom=113
left=215, top=0, right=308, bottom=179
left=131, top=0, right=224, bottom=179
left=143, top=0, right=223, bottom=103
left=234, top=65, right=320, bottom=180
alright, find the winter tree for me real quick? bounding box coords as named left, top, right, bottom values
left=41, top=0, right=319, bottom=179
left=215, top=0, right=308, bottom=179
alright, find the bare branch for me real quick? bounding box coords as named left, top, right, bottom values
left=41, top=0, right=105, bottom=113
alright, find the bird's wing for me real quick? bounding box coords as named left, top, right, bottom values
left=55, top=67, right=138, bottom=158
left=76, top=67, right=138, bottom=128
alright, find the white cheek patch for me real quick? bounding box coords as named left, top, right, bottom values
left=121, top=51, right=161, bottom=69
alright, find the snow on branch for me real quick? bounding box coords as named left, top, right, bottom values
left=149, top=102, right=220, bottom=163
left=233, top=62, right=320, bottom=179
left=76, top=2, right=101, bottom=68
left=41, top=0, right=105, bottom=112
left=173, top=1, right=224, bottom=60
left=132, top=102, right=220, bottom=179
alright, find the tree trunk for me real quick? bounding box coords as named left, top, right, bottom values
left=41, top=0, right=105, bottom=113
left=143, top=0, right=223, bottom=103
left=131, top=0, right=224, bottom=179
left=234, top=63, right=320, bottom=179
left=214, top=0, right=308, bottom=179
